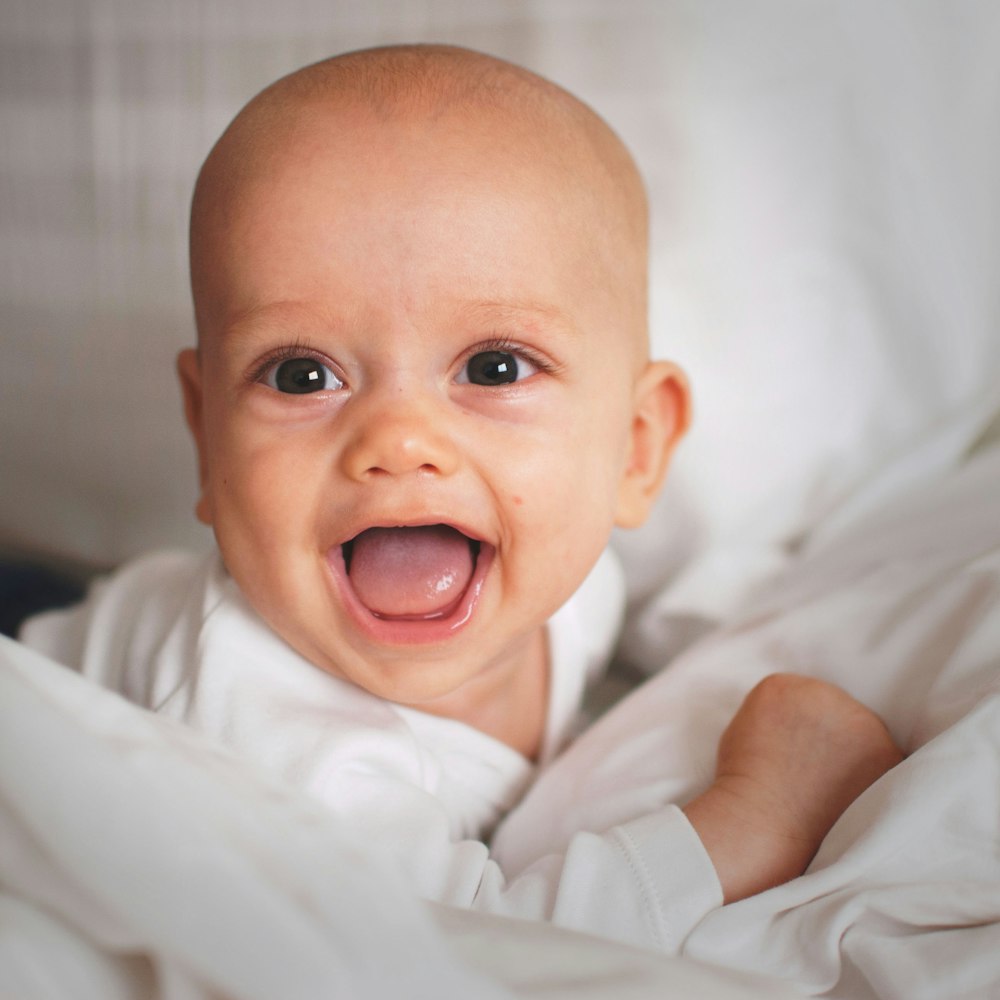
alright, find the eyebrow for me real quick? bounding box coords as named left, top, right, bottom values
left=460, top=298, right=575, bottom=334
left=217, top=300, right=342, bottom=342
left=213, top=296, right=576, bottom=350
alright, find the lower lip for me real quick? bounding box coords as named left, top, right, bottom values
left=325, top=540, right=494, bottom=646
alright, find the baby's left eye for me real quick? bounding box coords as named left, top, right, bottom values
left=457, top=350, right=538, bottom=387
left=264, top=356, right=343, bottom=394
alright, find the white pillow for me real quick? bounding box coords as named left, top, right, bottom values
left=612, top=1, right=1000, bottom=667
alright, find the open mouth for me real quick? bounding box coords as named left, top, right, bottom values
left=329, top=524, right=492, bottom=642
left=342, top=525, right=482, bottom=620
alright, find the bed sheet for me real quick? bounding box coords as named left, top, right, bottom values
left=494, top=443, right=1000, bottom=998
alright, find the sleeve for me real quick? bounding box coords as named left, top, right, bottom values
left=325, top=767, right=722, bottom=955
left=17, top=550, right=208, bottom=698
left=470, top=805, right=723, bottom=952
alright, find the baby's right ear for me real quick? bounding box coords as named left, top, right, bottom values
left=176, top=348, right=214, bottom=526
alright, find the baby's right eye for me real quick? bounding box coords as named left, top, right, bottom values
left=264, top=357, right=343, bottom=394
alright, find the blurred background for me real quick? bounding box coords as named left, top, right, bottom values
left=3, top=1, right=1000, bottom=660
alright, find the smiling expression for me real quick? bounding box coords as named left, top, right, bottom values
left=179, top=51, right=688, bottom=736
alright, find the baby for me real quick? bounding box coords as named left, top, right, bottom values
left=22, top=44, right=901, bottom=951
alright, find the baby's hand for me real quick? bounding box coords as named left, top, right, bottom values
left=683, top=674, right=903, bottom=904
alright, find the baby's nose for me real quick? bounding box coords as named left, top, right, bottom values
left=338, top=392, right=461, bottom=481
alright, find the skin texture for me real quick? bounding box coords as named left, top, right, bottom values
left=180, top=45, right=689, bottom=759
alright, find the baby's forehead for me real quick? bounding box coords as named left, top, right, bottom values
left=191, top=46, right=648, bottom=350
left=200, top=46, right=642, bottom=215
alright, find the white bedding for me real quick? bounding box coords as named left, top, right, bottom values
left=3, top=452, right=999, bottom=998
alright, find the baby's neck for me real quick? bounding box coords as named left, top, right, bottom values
left=413, top=628, right=550, bottom=761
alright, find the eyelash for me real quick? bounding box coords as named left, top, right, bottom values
left=246, top=342, right=335, bottom=386
left=464, top=337, right=559, bottom=377
left=246, top=337, right=560, bottom=385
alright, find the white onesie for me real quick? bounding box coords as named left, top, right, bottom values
left=21, top=547, right=722, bottom=953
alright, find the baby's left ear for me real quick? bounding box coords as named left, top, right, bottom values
left=614, top=361, right=691, bottom=529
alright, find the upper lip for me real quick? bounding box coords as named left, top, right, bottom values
left=332, top=515, right=491, bottom=549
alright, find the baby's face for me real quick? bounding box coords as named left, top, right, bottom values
left=181, top=97, right=685, bottom=712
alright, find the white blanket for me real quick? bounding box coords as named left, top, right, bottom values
left=494, top=443, right=1000, bottom=998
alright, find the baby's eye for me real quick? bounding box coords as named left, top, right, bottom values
left=264, top=356, right=343, bottom=394
left=458, top=350, right=538, bottom=387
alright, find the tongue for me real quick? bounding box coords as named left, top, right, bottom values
left=347, top=525, right=475, bottom=618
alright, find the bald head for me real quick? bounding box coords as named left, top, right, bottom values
left=190, top=44, right=649, bottom=351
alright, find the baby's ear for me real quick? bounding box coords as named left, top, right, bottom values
left=176, top=348, right=214, bottom=526
left=614, top=360, right=691, bottom=529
